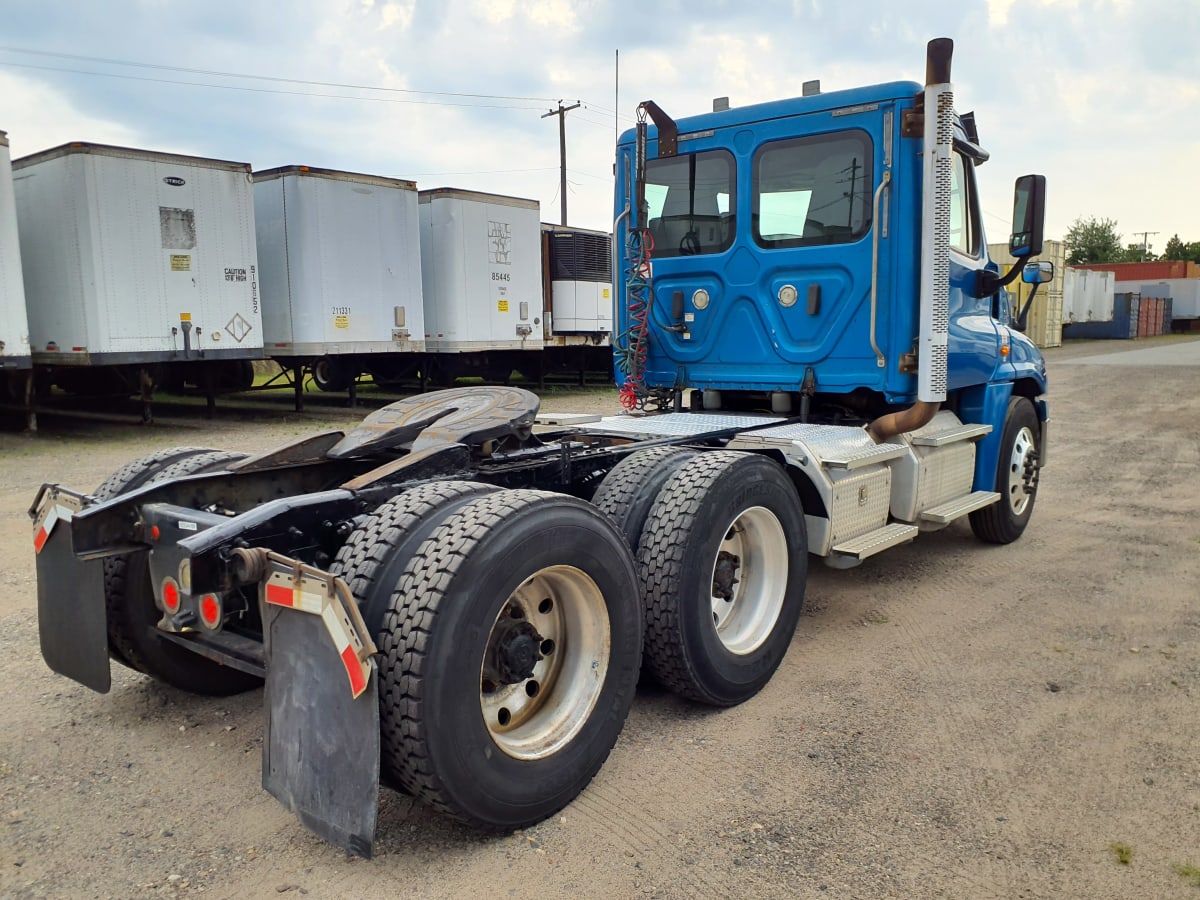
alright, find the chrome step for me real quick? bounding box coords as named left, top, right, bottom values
left=735, top=423, right=907, bottom=470
left=828, top=522, right=918, bottom=567
left=920, top=490, right=1000, bottom=524
left=910, top=423, right=992, bottom=447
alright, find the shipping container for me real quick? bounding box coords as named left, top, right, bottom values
left=13, top=143, right=262, bottom=378
left=1116, top=279, right=1200, bottom=318
left=1063, top=292, right=1138, bottom=340
left=253, top=166, right=425, bottom=390
left=990, top=239, right=1065, bottom=348
left=0, top=131, right=30, bottom=373
left=1075, top=260, right=1200, bottom=281
left=419, top=188, right=543, bottom=354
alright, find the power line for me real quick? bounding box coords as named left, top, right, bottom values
left=0, top=45, right=559, bottom=104
left=0, top=60, right=547, bottom=110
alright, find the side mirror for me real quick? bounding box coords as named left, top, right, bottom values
left=1009, top=174, right=1046, bottom=258
left=1022, top=260, right=1054, bottom=284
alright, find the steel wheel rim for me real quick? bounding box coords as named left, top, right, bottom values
left=1007, top=425, right=1037, bottom=516
left=709, top=506, right=788, bottom=655
left=480, top=565, right=610, bottom=761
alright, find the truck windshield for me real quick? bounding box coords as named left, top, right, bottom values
left=753, top=130, right=873, bottom=248
left=643, top=149, right=735, bottom=258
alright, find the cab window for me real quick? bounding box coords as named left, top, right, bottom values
left=949, top=151, right=981, bottom=256
left=643, top=150, right=735, bottom=257
left=753, top=131, right=872, bottom=248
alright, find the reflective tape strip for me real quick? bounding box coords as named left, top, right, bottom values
left=321, top=604, right=370, bottom=699
left=32, top=504, right=75, bottom=554
left=262, top=559, right=371, bottom=699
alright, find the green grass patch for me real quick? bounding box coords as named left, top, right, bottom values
left=1175, top=863, right=1200, bottom=888
left=1109, top=842, right=1133, bottom=865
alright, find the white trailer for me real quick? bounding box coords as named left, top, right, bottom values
left=0, top=131, right=31, bottom=373
left=1062, top=268, right=1115, bottom=323
left=254, top=166, right=425, bottom=394
left=12, top=142, right=261, bottom=404
left=419, top=188, right=542, bottom=382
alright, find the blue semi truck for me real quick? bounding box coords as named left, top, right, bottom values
left=32, top=38, right=1049, bottom=856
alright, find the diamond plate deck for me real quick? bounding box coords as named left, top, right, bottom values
left=587, top=412, right=783, bottom=439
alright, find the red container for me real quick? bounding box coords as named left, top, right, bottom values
left=1076, top=260, right=1200, bottom=281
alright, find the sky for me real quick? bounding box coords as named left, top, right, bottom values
left=2, top=0, right=1198, bottom=255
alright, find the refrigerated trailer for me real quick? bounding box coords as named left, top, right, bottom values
left=254, top=165, right=426, bottom=396
left=12, top=142, right=263, bottom=416
left=0, top=130, right=33, bottom=426
left=540, top=223, right=614, bottom=380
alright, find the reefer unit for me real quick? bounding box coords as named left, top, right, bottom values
left=419, top=189, right=543, bottom=352
left=12, top=143, right=261, bottom=366
left=0, top=131, right=30, bottom=371
left=254, top=166, right=425, bottom=355
left=542, top=224, right=613, bottom=335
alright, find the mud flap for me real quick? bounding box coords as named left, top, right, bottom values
left=262, top=599, right=380, bottom=858
left=36, top=519, right=110, bottom=693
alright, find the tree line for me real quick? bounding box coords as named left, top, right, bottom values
left=1064, top=216, right=1200, bottom=266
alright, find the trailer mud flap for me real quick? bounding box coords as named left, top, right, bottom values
left=262, top=589, right=379, bottom=858
left=35, top=508, right=110, bottom=693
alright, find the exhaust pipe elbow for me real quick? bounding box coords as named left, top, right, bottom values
left=925, top=38, right=953, bottom=86
left=867, top=400, right=941, bottom=443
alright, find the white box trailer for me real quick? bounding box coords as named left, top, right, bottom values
left=1063, top=268, right=1115, bottom=323
left=254, top=166, right=425, bottom=390
left=0, top=131, right=31, bottom=373
left=419, top=189, right=543, bottom=354
left=12, top=143, right=262, bottom=381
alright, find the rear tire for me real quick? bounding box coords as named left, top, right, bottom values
left=377, top=490, right=642, bottom=829
left=969, top=397, right=1040, bottom=544
left=330, top=480, right=499, bottom=634
left=638, top=451, right=807, bottom=706
left=101, top=448, right=263, bottom=695
left=591, top=446, right=698, bottom=552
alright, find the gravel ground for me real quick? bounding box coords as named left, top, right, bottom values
left=0, top=347, right=1198, bottom=899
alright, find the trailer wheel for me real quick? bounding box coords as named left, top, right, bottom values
left=102, top=449, right=263, bottom=695
left=638, top=451, right=807, bottom=707
left=329, top=480, right=499, bottom=634
left=312, top=356, right=353, bottom=392
left=378, top=490, right=642, bottom=829
left=970, top=397, right=1041, bottom=544
left=590, top=446, right=698, bottom=552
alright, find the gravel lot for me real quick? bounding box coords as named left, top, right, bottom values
left=1, top=344, right=1198, bottom=899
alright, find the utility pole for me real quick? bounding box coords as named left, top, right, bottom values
left=543, top=100, right=581, bottom=226
left=1133, top=230, right=1159, bottom=261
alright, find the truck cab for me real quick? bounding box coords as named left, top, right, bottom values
left=613, top=41, right=1049, bottom=531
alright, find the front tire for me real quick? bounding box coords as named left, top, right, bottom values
left=377, top=490, right=642, bottom=829
left=638, top=451, right=807, bottom=707
left=969, top=397, right=1041, bottom=544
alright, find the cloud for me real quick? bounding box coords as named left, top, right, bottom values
left=0, top=0, right=1196, bottom=239
left=0, top=72, right=139, bottom=156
